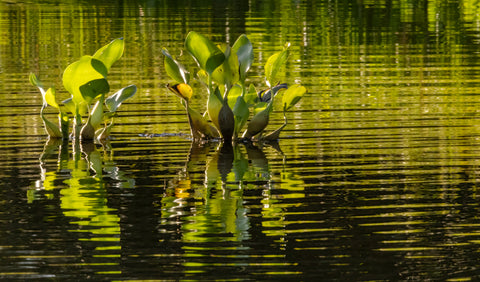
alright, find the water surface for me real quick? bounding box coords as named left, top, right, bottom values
left=2, top=0, right=480, bottom=280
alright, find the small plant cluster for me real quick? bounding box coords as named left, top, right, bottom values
left=163, top=32, right=306, bottom=143
left=30, top=38, right=137, bottom=141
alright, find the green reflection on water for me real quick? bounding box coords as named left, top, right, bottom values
left=30, top=139, right=134, bottom=272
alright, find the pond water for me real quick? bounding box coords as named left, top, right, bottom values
left=2, top=0, right=480, bottom=280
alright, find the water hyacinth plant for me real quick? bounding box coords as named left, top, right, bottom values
left=163, top=31, right=306, bottom=143
left=30, top=38, right=137, bottom=141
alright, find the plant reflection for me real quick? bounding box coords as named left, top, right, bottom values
left=162, top=140, right=294, bottom=247
left=30, top=138, right=134, bottom=269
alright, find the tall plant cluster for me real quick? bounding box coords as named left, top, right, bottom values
left=30, top=38, right=137, bottom=141
left=163, top=32, right=306, bottom=143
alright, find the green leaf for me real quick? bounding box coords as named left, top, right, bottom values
left=233, top=95, right=249, bottom=137
left=45, top=87, right=59, bottom=109
left=92, top=38, right=124, bottom=71
left=218, top=99, right=235, bottom=142
left=264, top=42, right=290, bottom=87
left=162, top=48, right=190, bottom=84
left=40, top=109, right=63, bottom=138
left=185, top=31, right=225, bottom=74
left=63, top=55, right=110, bottom=105
left=62, top=98, right=88, bottom=116
left=243, top=102, right=271, bottom=139
left=186, top=102, right=219, bottom=139
left=282, top=84, right=306, bottom=111
left=253, top=102, right=268, bottom=115
left=244, top=83, right=258, bottom=105
left=207, top=87, right=224, bottom=133
left=29, top=73, right=44, bottom=90
left=232, top=34, right=253, bottom=82
left=212, top=44, right=239, bottom=88
left=89, top=99, right=104, bottom=129
left=227, top=84, right=243, bottom=109
left=105, top=84, right=137, bottom=112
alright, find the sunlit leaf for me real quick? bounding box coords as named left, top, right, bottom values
left=232, top=95, right=249, bottom=137
left=212, top=44, right=239, bottom=87
left=264, top=43, right=290, bottom=87
left=282, top=84, right=306, bottom=111
left=29, top=73, right=45, bottom=94
left=167, top=83, right=193, bottom=102
left=63, top=55, right=110, bottom=104
left=62, top=97, right=88, bottom=116
left=253, top=102, right=268, bottom=115
left=105, top=84, right=137, bottom=112
left=162, top=48, right=190, bottom=84
left=185, top=31, right=225, bottom=74
left=227, top=84, right=243, bottom=109
left=232, top=34, right=253, bottom=82
left=207, top=87, right=224, bottom=132
left=89, top=99, right=104, bottom=129
left=92, top=38, right=124, bottom=71
left=45, top=88, right=60, bottom=109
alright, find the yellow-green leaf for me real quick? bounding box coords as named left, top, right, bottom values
left=282, top=84, right=306, bottom=111
left=63, top=55, right=110, bottom=105
left=162, top=48, right=190, bottom=84
left=92, top=38, right=124, bottom=71
left=264, top=43, right=290, bottom=87
left=185, top=31, right=225, bottom=75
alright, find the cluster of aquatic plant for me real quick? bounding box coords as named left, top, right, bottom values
left=30, top=38, right=137, bottom=141
left=163, top=32, right=306, bottom=143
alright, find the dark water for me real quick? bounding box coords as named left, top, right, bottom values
left=2, top=0, right=480, bottom=280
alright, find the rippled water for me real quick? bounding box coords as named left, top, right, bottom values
left=2, top=0, right=480, bottom=280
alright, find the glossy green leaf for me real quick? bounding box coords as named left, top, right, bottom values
left=232, top=34, right=253, bottom=82
left=89, top=99, right=104, bottom=129
left=212, top=44, right=239, bottom=87
left=227, top=84, right=243, bottom=109
left=185, top=31, right=225, bottom=74
left=282, top=84, right=306, bottom=111
left=264, top=42, right=290, bottom=87
left=105, top=84, right=137, bottom=112
left=45, top=88, right=60, bottom=109
left=207, top=87, right=224, bottom=133
left=92, top=38, right=124, bottom=71
left=63, top=55, right=110, bottom=104
left=162, top=48, right=190, bottom=84
left=233, top=95, right=249, bottom=137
